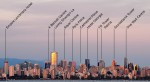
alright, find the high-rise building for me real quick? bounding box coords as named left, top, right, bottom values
left=69, top=61, right=76, bottom=72
left=85, top=59, right=90, bottom=69
left=61, top=59, right=67, bottom=70
left=128, top=63, right=134, bottom=72
left=43, top=69, right=48, bottom=79
left=124, top=57, right=128, bottom=68
left=69, top=61, right=76, bottom=68
left=15, top=64, right=21, bottom=76
left=51, top=52, right=58, bottom=66
left=45, top=61, right=50, bottom=69
left=112, top=59, right=116, bottom=67
left=9, top=66, right=14, bottom=77
left=98, top=59, right=105, bottom=69
left=33, top=64, right=40, bottom=77
left=3, top=60, right=9, bottom=75
left=51, top=69, right=55, bottom=79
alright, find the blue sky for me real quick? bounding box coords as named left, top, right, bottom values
left=0, top=0, right=150, bottom=67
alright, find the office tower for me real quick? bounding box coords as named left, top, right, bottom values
left=33, top=64, right=40, bottom=77
left=69, top=61, right=76, bottom=72
left=15, top=64, right=20, bottom=71
left=128, top=63, right=134, bottom=72
left=43, top=69, right=48, bottom=79
left=45, top=61, right=50, bottom=69
left=9, top=66, right=14, bottom=77
left=69, top=61, right=76, bottom=68
left=61, top=59, right=67, bottom=70
left=85, top=59, right=90, bottom=69
left=50, top=65, right=56, bottom=79
left=112, top=59, right=116, bottom=67
left=98, top=60, right=105, bottom=69
left=124, top=57, right=128, bottom=68
left=51, top=52, right=58, bottom=66
left=15, top=64, right=21, bottom=76
left=3, top=60, right=9, bottom=75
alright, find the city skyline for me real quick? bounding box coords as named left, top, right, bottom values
left=0, top=0, right=150, bottom=67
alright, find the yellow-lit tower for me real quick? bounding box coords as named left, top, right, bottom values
left=50, top=52, right=58, bottom=66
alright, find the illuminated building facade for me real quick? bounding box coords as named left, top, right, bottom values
left=51, top=52, right=58, bottom=66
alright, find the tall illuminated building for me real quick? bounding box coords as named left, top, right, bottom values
left=9, top=66, right=14, bottom=77
left=15, top=64, right=21, bottom=76
left=3, top=60, right=9, bottom=75
left=50, top=52, right=58, bottom=66
left=112, top=59, right=116, bottom=67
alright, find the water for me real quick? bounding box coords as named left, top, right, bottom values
left=0, top=80, right=149, bottom=82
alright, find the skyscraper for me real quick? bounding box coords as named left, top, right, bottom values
left=45, top=61, right=50, bottom=69
left=9, top=66, right=14, bottom=77
left=128, top=63, right=134, bottom=72
left=61, top=59, right=68, bottom=70
left=98, top=60, right=105, bottom=69
left=124, top=57, right=128, bottom=68
left=85, top=59, right=90, bottom=69
left=3, top=60, right=9, bottom=75
left=15, top=64, right=21, bottom=76
left=51, top=52, right=58, bottom=66
left=112, top=59, right=116, bottom=67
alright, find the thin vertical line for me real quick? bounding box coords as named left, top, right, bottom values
left=126, top=28, right=128, bottom=58
left=48, top=28, right=50, bottom=60
left=87, top=28, right=88, bottom=59
left=64, top=28, right=65, bottom=59
left=114, top=29, right=115, bottom=60
left=80, top=28, right=81, bottom=63
left=54, top=29, right=55, bottom=51
left=97, top=28, right=98, bottom=63
left=72, top=28, right=73, bottom=61
left=5, top=29, right=7, bottom=60
left=101, top=28, right=102, bottom=59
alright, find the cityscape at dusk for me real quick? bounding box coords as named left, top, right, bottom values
left=0, top=0, right=150, bottom=81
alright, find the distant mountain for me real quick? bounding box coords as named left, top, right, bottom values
left=0, top=58, right=44, bottom=68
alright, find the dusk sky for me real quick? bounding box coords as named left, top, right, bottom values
left=0, top=0, right=150, bottom=67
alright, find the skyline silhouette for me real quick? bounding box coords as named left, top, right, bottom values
left=0, top=0, right=150, bottom=67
